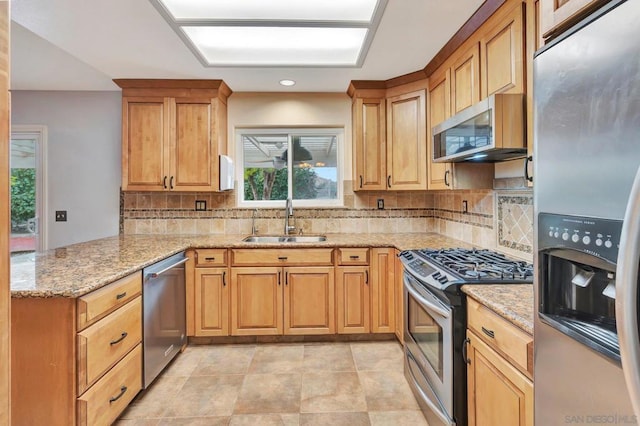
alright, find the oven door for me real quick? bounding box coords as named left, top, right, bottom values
left=403, top=272, right=455, bottom=425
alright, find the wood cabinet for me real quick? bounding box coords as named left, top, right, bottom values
left=540, top=0, right=602, bottom=39
left=351, top=93, right=387, bottom=191
left=466, top=297, right=533, bottom=426
left=394, top=249, right=404, bottom=344
left=11, top=272, right=143, bottom=425
left=189, top=249, right=230, bottom=337
left=335, top=248, right=396, bottom=334
left=480, top=2, right=525, bottom=98
left=115, top=79, right=231, bottom=192
left=229, top=248, right=335, bottom=336
left=452, top=43, right=481, bottom=114
left=386, top=90, right=428, bottom=190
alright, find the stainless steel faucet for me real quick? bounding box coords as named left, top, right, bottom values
left=251, top=209, right=258, bottom=235
left=284, top=198, right=295, bottom=235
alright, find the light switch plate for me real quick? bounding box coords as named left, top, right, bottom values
left=195, top=200, right=207, bottom=211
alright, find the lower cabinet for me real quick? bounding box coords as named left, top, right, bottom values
left=230, top=266, right=335, bottom=336
left=194, top=267, right=229, bottom=336
left=466, top=330, right=533, bottom=426
left=11, top=272, right=143, bottom=425
left=336, top=266, right=370, bottom=333
left=394, top=249, right=404, bottom=343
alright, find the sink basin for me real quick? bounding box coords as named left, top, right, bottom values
left=242, top=235, right=327, bottom=243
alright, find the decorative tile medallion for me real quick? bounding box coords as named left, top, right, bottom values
left=496, top=192, right=533, bottom=256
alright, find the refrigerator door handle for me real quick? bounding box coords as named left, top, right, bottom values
left=616, top=165, right=640, bottom=419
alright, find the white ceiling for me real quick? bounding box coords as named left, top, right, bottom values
left=10, top=0, right=484, bottom=93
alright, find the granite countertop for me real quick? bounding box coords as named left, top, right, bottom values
left=461, top=284, right=534, bottom=335
left=11, top=232, right=474, bottom=298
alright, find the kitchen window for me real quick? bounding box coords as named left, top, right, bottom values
left=236, top=128, right=342, bottom=207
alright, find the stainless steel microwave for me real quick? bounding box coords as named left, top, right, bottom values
left=432, top=93, right=526, bottom=162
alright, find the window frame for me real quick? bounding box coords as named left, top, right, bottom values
left=235, top=127, right=344, bottom=208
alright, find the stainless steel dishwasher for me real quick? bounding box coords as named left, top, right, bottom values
left=142, top=251, right=187, bottom=388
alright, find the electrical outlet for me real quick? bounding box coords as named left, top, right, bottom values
left=462, top=200, right=468, bottom=214
left=377, top=199, right=384, bottom=210
left=195, top=200, right=207, bottom=211
left=55, top=210, right=67, bottom=222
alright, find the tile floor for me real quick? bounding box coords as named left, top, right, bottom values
left=116, top=341, right=428, bottom=425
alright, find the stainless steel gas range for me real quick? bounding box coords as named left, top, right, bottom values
left=399, top=248, right=533, bottom=426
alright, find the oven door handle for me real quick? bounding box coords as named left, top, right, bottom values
left=616, top=164, right=640, bottom=419
left=405, top=276, right=451, bottom=319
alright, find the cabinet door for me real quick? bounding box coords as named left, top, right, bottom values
left=170, top=98, right=216, bottom=191
left=540, top=0, right=597, bottom=38
left=194, top=268, right=229, bottom=336
left=336, top=266, right=370, bottom=334
left=284, top=267, right=335, bottom=335
left=394, top=250, right=404, bottom=344
left=353, top=97, right=387, bottom=191
left=230, top=267, right=283, bottom=336
left=427, top=67, right=453, bottom=190
left=467, top=330, right=534, bottom=426
left=451, top=43, right=481, bottom=113
left=122, top=97, right=169, bottom=191
left=386, top=90, right=427, bottom=190
left=481, top=3, right=525, bottom=98
left=370, top=248, right=395, bottom=333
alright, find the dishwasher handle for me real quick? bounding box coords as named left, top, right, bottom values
left=147, top=257, right=188, bottom=279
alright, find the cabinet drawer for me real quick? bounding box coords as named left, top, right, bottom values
left=467, top=297, right=533, bottom=375
left=77, top=272, right=142, bottom=331
left=77, top=297, right=142, bottom=394
left=231, top=248, right=333, bottom=266
left=195, top=249, right=227, bottom=267
left=77, top=343, right=142, bottom=426
left=337, top=248, right=369, bottom=265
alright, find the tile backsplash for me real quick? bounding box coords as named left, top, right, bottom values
left=120, top=181, right=533, bottom=261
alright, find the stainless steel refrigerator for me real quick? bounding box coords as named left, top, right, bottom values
left=534, top=0, right=640, bottom=423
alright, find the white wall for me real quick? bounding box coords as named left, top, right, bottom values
left=227, top=92, right=353, bottom=176
left=11, top=91, right=121, bottom=249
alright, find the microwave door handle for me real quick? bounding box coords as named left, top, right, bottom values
left=404, top=276, right=451, bottom=319
left=616, top=164, right=640, bottom=419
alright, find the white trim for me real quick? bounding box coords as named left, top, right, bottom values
left=11, top=125, right=48, bottom=251
left=235, top=127, right=344, bottom=208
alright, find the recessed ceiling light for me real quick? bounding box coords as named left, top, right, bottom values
left=150, top=0, right=387, bottom=67
left=279, top=79, right=296, bottom=87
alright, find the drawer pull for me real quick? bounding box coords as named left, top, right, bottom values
left=115, top=292, right=127, bottom=300
left=349, top=255, right=360, bottom=259
left=109, top=385, right=128, bottom=404
left=481, top=326, right=495, bottom=339
left=278, top=256, right=288, bottom=261
left=223, top=271, right=226, bottom=287
left=462, top=337, right=471, bottom=364
left=109, top=332, right=128, bottom=346
left=205, top=257, right=216, bottom=261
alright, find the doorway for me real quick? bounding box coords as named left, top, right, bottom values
left=10, top=125, right=47, bottom=254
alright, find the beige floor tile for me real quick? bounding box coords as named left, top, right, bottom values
left=157, top=417, right=230, bottom=425
left=368, top=410, right=428, bottom=425
left=163, top=375, right=244, bottom=417
left=350, top=342, right=404, bottom=372
left=299, top=412, right=371, bottom=426
left=114, top=420, right=161, bottom=426
left=302, top=343, right=355, bottom=372
left=194, top=345, right=256, bottom=375
left=121, top=376, right=189, bottom=419
left=229, top=413, right=300, bottom=426
left=358, top=371, right=420, bottom=411
left=248, top=344, right=304, bottom=374
left=233, top=373, right=302, bottom=414
left=300, top=371, right=367, bottom=413
left=162, top=347, right=207, bottom=377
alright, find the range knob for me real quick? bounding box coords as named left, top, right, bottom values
left=548, top=230, right=554, bottom=237
left=605, top=240, right=613, bottom=248
left=562, top=232, right=569, bottom=241
left=582, top=236, right=591, bottom=245
left=572, top=234, right=580, bottom=243
left=595, top=238, right=603, bottom=247
left=554, top=231, right=559, bottom=238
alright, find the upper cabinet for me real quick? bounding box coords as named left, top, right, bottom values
left=540, top=0, right=601, bottom=40
left=349, top=84, right=427, bottom=191
left=115, top=79, right=232, bottom=192
left=386, top=89, right=427, bottom=190
left=451, top=43, right=481, bottom=114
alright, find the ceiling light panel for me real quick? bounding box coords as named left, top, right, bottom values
left=158, top=0, right=379, bottom=22
left=183, top=27, right=367, bottom=66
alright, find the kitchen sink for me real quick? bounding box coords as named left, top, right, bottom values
left=242, top=235, right=327, bottom=243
